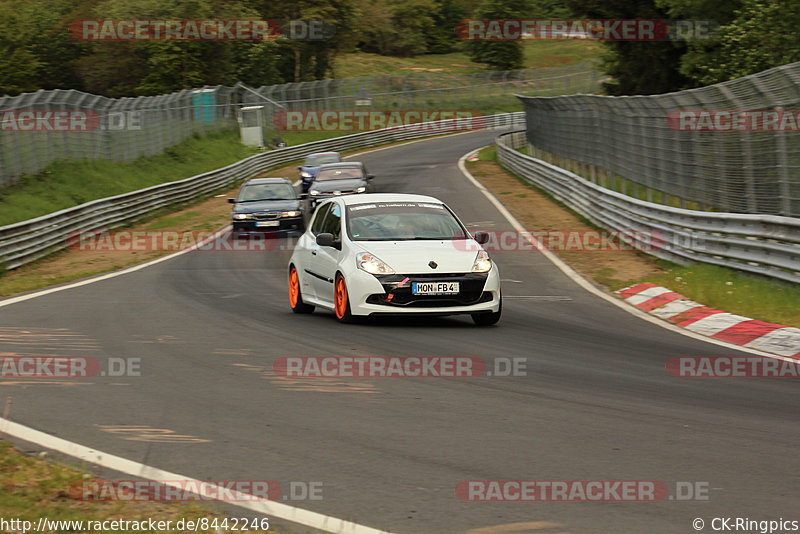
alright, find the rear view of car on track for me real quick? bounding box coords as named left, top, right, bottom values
left=287, top=193, right=501, bottom=325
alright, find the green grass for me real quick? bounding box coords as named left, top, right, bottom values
left=0, top=129, right=367, bottom=227
left=639, top=262, right=800, bottom=328
left=0, top=129, right=259, bottom=227
left=333, top=41, right=602, bottom=78
left=477, top=145, right=497, bottom=161
left=0, top=440, right=275, bottom=531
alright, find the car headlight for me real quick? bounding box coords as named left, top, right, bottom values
left=301, top=171, right=312, bottom=178
left=309, top=189, right=319, bottom=196
left=281, top=210, right=301, bottom=218
left=232, top=213, right=253, bottom=220
left=471, top=250, right=492, bottom=272
left=356, top=186, right=366, bottom=193
left=357, top=252, right=395, bottom=275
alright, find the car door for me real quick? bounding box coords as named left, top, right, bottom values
left=297, top=203, right=331, bottom=301
left=309, top=202, right=343, bottom=305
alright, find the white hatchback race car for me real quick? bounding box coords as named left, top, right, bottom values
left=287, top=193, right=501, bottom=325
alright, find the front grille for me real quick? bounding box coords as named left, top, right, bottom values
left=318, top=190, right=360, bottom=196
left=252, top=212, right=280, bottom=221
left=366, top=273, right=490, bottom=308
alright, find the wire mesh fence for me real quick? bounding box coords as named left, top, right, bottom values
left=0, top=63, right=600, bottom=188
left=519, top=61, right=800, bottom=217
left=251, top=63, right=600, bottom=113
left=0, top=86, right=239, bottom=188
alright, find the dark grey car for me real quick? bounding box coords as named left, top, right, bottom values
left=308, top=162, right=374, bottom=210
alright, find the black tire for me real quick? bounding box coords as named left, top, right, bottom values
left=289, top=265, right=314, bottom=314
left=472, top=293, right=501, bottom=326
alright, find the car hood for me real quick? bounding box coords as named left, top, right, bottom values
left=353, top=240, right=483, bottom=273
left=234, top=199, right=300, bottom=213
left=312, top=178, right=366, bottom=193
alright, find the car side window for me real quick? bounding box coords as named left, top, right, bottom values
left=310, top=203, right=332, bottom=235
left=321, top=203, right=341, bottom=240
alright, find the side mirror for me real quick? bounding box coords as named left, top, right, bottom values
left=474, top=231, right=490, bottom=244
left=228, top=198, right=236, bottom=204
left=298, top=192, right=308, bottom=200
left=297, top=166, right=303, bottom=170
left=316, top=232, right=341, bottom=250
left=367, top=174, right=375, bottom=180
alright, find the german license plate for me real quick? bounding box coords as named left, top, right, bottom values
left=256, top=221, right=279, bottom=227
left=412, top=282, right=459, bottom=295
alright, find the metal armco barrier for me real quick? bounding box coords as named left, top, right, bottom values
left=497, top=130, right=800, bottom=284
left=518, top=61, right=800, bottom=218
left=0, top=113, right=523, bottom=271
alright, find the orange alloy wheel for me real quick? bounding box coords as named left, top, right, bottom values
left=335, top=277, right=348, bottom=319
left=289, top=267, right=300, bottom=307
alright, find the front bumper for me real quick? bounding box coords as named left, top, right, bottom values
left=232, top=217, right=304, bottom=234
left=347, top=268, right=501, bottom=317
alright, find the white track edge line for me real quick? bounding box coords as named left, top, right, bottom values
left=0, top=226, right=233, bottom=308
left=0, top=417, right=392, bottom=534
left=457, top=148, right=798, bottom=363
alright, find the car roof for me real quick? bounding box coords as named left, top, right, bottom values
left=242, top=177, right=292, bottom=185
left=317, top=162, right=362, bottom=170
left=337, top=193, right=443, bottom=206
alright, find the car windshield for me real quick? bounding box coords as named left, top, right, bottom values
left=346, top=202, right=468, bottom=241
left=237, top=183, right=295, bottom=202
left=316, top=168, right=364, bottom=181
left=304, top=154, right=340, bottom=166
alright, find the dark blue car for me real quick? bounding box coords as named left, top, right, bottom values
left=298, top=151, right=341, bottom=192
left=228, top=178, right=306, bottom=237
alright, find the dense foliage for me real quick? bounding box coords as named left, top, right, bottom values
left=0, top=0, right=796, bottom=97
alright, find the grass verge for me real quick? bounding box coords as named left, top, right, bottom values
left=0, top=129, right=358, bottom=227
left=0, top=440, right=273, bottom=532
left=333, top=41, right=601, bottom=77
left=467, top=146, right=800, bottom=329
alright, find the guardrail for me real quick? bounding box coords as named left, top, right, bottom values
left=0, top=113, right=524, bottom=272
left=496, top=131, right=800, bottom=284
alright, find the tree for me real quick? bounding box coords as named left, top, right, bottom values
left=426, top=0, right=468, bottom=54
left=466, top=0, right=533, bottom=71
left=251, top=0, right=358, bottom=82
left=565, top=0, right=689, bottom=94
left=353, top=0, right=438, bottom=58
left=674, top=0, right=800, bottom=85
left=655, top=0, right=742, bottom=87
left=74, top=0, right=260, bottom=96
left=0, top=0, right=85, bottom=95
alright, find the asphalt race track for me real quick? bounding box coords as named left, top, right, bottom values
left=1, top=129, right=798, bottom=533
